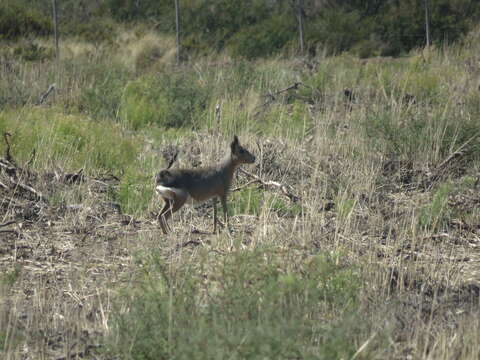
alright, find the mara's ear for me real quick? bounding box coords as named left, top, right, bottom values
left=231, top=135, right=239, bottom=151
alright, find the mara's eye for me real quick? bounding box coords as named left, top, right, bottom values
left=239, top=149, right=245, bottom=154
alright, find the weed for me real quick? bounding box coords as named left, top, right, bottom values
left=116, top=170, right=153, bottom=215
left=230, top=188, right=262, bottom=216
left=419, top=182, right=452, bottom=231
left=0, top=265, right=21, bottom=288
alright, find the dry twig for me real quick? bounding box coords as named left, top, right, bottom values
left=0, top=220, right=16, bottom=228
left=254, top=82, right=303, bottom=117
left=38, top=83, right=56, bottom=105
left=8, top=179, right=45, bottom=201
left=423, top=133, right=479, bottom=188
left=234, top=168, right=301, bottom=202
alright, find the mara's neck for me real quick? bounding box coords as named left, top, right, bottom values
left=219, top=154, right=238, bottom=182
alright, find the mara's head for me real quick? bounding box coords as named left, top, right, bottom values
left=155, top=169, right=172, bottom=185
left=230, top=135, right=255, bottom=165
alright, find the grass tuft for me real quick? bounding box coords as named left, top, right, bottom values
left=109, top=247, right=362, bottom=359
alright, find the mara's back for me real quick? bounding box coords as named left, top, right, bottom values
left=159, top=165, right=228, bottom=201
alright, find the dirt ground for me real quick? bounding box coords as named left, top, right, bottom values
left=1, top=141, right=480, bottom=359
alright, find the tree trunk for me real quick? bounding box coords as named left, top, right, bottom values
left=297, top=0, right=305, bottom=54
left=175, top=0, right=180, bottom=64
left=424, top=0, right=430, bottom=48
left=52, top=0, right=59, bottom=64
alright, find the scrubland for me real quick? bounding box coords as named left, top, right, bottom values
left=1, top=29, right=480, bottom=359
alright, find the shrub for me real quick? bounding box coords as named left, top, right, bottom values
left=78, top=62, right=131, bottom=121
left=226, top=14, right=295, bottom=59
left=120, top=70, right=210, bottom=130
left=0, top=1, right=52, bottom=40
left=12, top=42, right=54, bottom=61
left=306, top=8, right=370, bottom=55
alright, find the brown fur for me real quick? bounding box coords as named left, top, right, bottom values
left=155, top=136, right=255, bottom=234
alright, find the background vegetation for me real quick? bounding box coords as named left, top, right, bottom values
left=1, top=1, right=480, bottom=359
left=2, top=0, right=480, bottom=57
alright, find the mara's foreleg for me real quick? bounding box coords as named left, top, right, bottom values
left=221, top=195, right=229, bottom=231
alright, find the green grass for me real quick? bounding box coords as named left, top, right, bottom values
left=2, top=28, right=480, bottom=360
left=231, top=188, right=302, bottom=218
left=419, top=182, right=453, bottom=231
left=116, top=170, right=154, bottom=215
left=120, top=70, right=210, bottom=130
left=0, top=108, right=141, bottom=174
left=109, top=247, right=363, bottom=359
left=0, top=265, right=21, bottom=288
left=0, top=107, right=164, bottom=214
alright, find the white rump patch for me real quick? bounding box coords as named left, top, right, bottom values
left=156, top=185, right=193, bottom=203
left=156, top=185, right=181, bottom=200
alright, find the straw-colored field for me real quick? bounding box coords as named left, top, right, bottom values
left=1, top=30, right=480, bottom=359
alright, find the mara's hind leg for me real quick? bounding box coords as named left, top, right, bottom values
left=158, top=199, right=173, bottom=234
left=161, top=191, right=189, bottom=233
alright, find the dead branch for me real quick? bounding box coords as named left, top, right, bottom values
left=25, top=148, right=36, bottom=168
left=0, top=159, right=16, bottom=176
left=237, top=168, right=301, bottom=202
left=55, top=344, right=102, bottom=360
left=266, top=82, right=303, bottom=98
left=1, top=134, right=37, bottom=179
left=9, top=178, right=45, bottom=202
left=63, top=168, right=85, bottom=184
left=166, top=151, right=178, bottom=170
left=0, top=229, right=19, bottom=235
left=423, top=133, right=479, bottom=188
left=0, top=220, right=16, bottom=228
left=3, top=132, right=15, bottom=165
left=162, top=145, right=179, bottom=170
left=254, top=82, right=303, bottom=117
left=38, top=83, right=56, bottom=105
left=232, top=179, right=262, bottom=192
left=436, top=134, right=477, bottom=171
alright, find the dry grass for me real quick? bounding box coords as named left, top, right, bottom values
left=1, top=36, right=480, bottom=359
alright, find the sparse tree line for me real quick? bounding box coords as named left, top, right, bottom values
left=1, top=0, right=479, bottom=58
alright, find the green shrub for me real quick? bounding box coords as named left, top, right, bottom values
left=226, top=14, right=295, bottom=59
left=377, top=0, right=479, bottom=56
left=120, top=71, right=210, bottom=130
left=363, top=107, right=480, bottom=165
left=78, top=62, right=131, bottom=121
left=0, top=1, right=51, bottom=40
left=0, top=265, right=21, bottom=288
left=306, top=9, right=369, bottom=55
left=12, top=42, right=54, bottom=62
left=363, top=111, right=428, bottom=156
left=74, top=19, right=117, bottom=44
left=219, top=60, right=259, bottom=95
left=230, top=188, right=301, bottom=218
left=230, top=188, right=262, bottom=216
